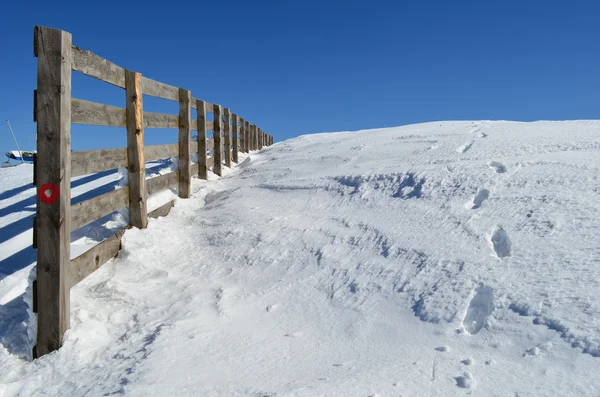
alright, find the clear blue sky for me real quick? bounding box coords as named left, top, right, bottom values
left=1, top=0, right=599, bottom=155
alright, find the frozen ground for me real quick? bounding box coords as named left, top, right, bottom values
left=1, top=120, right=600, bottom=396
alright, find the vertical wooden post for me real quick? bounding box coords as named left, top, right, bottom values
left=213, top=104, right=223, bottom=176
left=178, top=88, right=191, bottom=198
left=260, top=128, right=264, bottom=148
left=223, top=108, right=232, bottom=168
left=197, top=99, right=208, bottom=179
left=257, top=128, right=261, bottom=149
left=232, top=113, right=239, bottom=163
left=245, top=120, right=250, bottom=152
left=33, top=25, right=72, bottom=357
left=242, top=119, right=248, bottom=153
left=125, top=70, right=148, bottom=229
left=252, top=124, right=257, bottom=151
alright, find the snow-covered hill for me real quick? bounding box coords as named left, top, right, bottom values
left=1, top=120, right=600, bottom=396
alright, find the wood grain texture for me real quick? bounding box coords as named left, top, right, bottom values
left=146, top=171, right=179, bottom=196
left=141, top=76, right=179, bottom=101
left=196, top=99, right=208, bottom=179
left=224, top=108, right=232, bottom=168
left=71, top=98, right=126, bottom=127
left=125, top=70, right=148, bottom=229
left=148, top=200, right=174, bottom=219
left=68, top=228, right=126, bottom=288
left=71, top=99, right=179, bottom=129
left=144, top=143, right=178, bottom=162
left=178, top=88, right=191, bottom=198
left=71, top=187, right=129, bottom=231
left=213, top=104, right=223, bottom=176
left=71, top=45, right=126, bottom=88
left=143, top=112, right=178, bottom=129
left=190, top=119, right=198, bottom=131
left=232, top=113, right=239, bottom=163
left=71, top=148, right=127, bottom=178
left=34, top=25, right=72, bottom=357
left=244, top=120, right=250, bottom=153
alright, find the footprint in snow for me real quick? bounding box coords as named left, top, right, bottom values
left=488, top=161, right=507, bottom=173
left=455, top=371, right=476, bottom=389
left=456, top=141, right=474, bottom=153
left=469, top=188, right=490, bottom=209
left=490, top=227, right=511, bottom=258
left=462, top=286, right=494, bottom=335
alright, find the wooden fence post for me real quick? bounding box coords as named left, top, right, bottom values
left=33, top=25, right=72, bottom=358
left=213, top=104, right=223, bottom=176
left=197, top=99, right=208, bottom=179
left=232, top=113, right=239, bottom=163
left=178, top=88, right=191, bottom=198
left=125, top=70, right=148, bottom=229
left=224, top=108, right=232, bottom=168
left=253, top=124, right=257, bottom=151
left=243, top=120, right=249, bottom=152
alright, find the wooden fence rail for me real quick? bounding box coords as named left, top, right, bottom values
left=32, top=25, right=273, bottom=358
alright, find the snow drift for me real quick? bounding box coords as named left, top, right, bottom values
left=1, top=120, right=599, bottom=396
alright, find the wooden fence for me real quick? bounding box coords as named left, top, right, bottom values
left=32, top=25, right=273, bottom=358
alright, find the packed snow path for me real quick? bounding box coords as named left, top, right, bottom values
left=1, top=121, right=600, bottom=396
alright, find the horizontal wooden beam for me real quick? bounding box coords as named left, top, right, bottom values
left=145, top=143, right=178, bottom=162
left=146, top=171, right=178, bottom=196
left=149, top=200, right=174, bottom=219
left=72, top=98, right=126, bottom=127
left=71, top=46, right=126, bottom=88
left=191, top=119, right=198, bottom=131
left=144, top=112, right=178, bottom=129
left=69, top=228, right=127, bottom=288
left=141, top=76, right=179, bottom=101
left=71, top=147, right=127, bottom=177
left=71, top=187, right=129, bottom=231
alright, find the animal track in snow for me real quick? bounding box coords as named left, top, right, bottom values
left=488, top=161, right=507, bottom=173
left=470, top=188, right=490, bottom=209
left=462, top=286, right=494, bottom=335
left=456, top=141, right=474, bottom=153
left=491, top=227, right=511, bottom=258
left=478, top=131, right=488, bottom=138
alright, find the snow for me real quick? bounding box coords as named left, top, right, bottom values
left=1, top=120, right=600, bottom=396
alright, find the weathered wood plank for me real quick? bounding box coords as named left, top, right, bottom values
left=232, top=113, right=239, bottom=163
left=241, top=119, right=246, bottom=152
left=190, top=119, right=198, bottom=131
left=125, top=70, right=148, bottom=229
left=148, top=200, right=174, bottom=219
left=71, top=45, right=126, bottom=88
left=141, top=76, right=179, bottom=101
left=69, top=228, right=126, bottom=288
left=71, top=98, right=126, bottom=127
left=146, top=171, right=179, bottom=196
left=224, top=108, right=232, bottom=168
left=145, top=143, right=178, bottom=162
left=178, top=88, right=191, bottom=198
left=207, top=156, right=214, bottom=168
left=71, top=147, right=127, bottom=177
left=213, top=104, right=223, bottom=176
left=196, top=99, right=208, bottom=180
left=205, top=102, right=214, bottom=113
left=144, top=112, right=178, bottom=129
left=34, top=25, right=72, bottom=358
left=71, top=187, right=129, bottom=231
